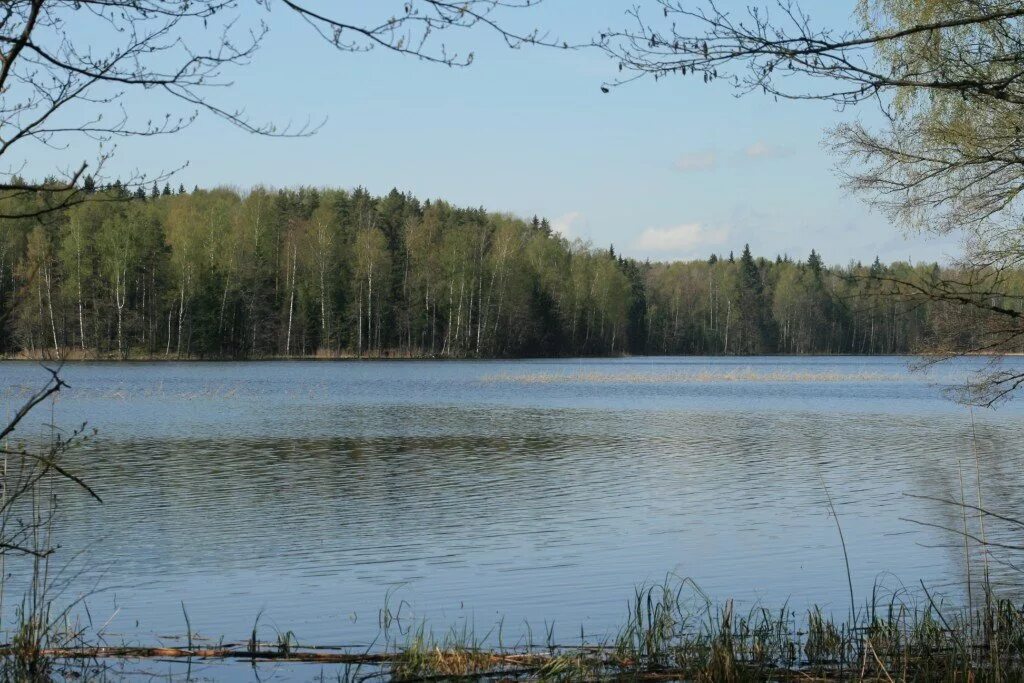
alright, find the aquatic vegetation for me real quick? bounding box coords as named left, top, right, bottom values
left=482, top=368, right=905, bottom=384
left=389, top=623, right=526, bottom=680
left=13, top=577, right=1024, bottom=681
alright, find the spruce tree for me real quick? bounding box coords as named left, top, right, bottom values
left=735, top=244, right=775, bottom=353
left=870, top=256, right=884, bottom=278
left=807, top=249, right=823, bottom=278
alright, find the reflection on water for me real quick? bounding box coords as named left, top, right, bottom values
left=0, top=356, right=1022, bottom=648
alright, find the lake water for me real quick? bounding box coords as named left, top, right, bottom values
left=1, top=356, right=1023, bottom=674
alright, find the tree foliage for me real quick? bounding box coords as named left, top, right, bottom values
left=0, top=183, right=996, bottom=363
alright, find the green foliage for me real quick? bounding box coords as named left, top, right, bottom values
left=0, top=185, right=636, bottom=358
left=0, top=184, right=1000, bottom=359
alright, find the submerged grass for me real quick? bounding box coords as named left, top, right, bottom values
left=482, top=369, right=904, bottom=384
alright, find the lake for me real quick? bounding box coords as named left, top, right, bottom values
left=1, top=356, right=1022, bottom=672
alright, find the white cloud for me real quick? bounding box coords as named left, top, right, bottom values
left=634, top=223, right=729, bottom=258
left=673, top=150, right=717, bottom=173
left=551, top=211, right=586, bottom=238
left=744, top=141, right=793, bottom=160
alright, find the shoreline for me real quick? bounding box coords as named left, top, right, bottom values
left=0, top=350, right=965, bottom=363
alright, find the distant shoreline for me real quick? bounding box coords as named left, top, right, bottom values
left=0, top=350, right=989, bottom=363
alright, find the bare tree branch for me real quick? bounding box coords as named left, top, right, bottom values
left=0, top=1, right=561, bottom=218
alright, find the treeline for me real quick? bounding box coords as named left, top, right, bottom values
left=0, top=181, right=986, bottom=359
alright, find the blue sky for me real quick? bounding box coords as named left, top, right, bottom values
left=50, top=0, right=962, bottom=265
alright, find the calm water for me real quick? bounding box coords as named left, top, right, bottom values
left=1, top=357, right=1023, bottom=664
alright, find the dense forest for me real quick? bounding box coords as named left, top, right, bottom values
left=0, top=181, right=996, bottom=359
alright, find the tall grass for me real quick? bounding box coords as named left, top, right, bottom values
left=341, top=577, right=1024, bottom=681
left=12, top=578, right=1024, bottom=681
left=382, top=575, right=1024, bottom=680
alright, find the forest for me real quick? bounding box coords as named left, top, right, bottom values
left=0, top=181, right=1003, bottom=359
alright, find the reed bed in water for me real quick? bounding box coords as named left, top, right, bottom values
left=14, top=579, right=1024, bottom=682
left=482, top=369, right=904, bottom=384
left=379, top=583, right=1024, bottom=681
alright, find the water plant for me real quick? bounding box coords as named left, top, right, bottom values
left=482, top=368, right=905, bottom=384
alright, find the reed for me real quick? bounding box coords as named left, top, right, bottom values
left=388, top=622, right=548, bottom=680
left=21, top=579, right=1024, bottom=681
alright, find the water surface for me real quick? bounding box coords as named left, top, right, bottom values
left=1, top=356, right=1021, bottom=656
